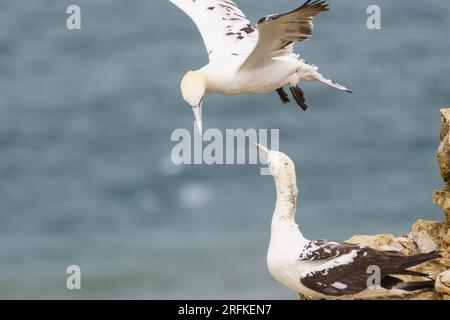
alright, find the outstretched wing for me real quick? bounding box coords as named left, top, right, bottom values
left=240, top=0, right=329, bottom=69
left=299, top=240, right=408, bottom=296
left=168, top=0, right=258, bottom=61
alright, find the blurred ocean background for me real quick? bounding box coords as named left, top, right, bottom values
left=0, top=0, right=449, bottom=299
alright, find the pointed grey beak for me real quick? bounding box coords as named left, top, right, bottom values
left=255, top=143, right=269, bottom=160
left=192, top=100, right=203, bottom=135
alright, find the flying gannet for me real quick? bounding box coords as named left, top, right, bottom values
left=169, top=0, right=351, bottom=133
left=255, top=144, right=441, bottom=299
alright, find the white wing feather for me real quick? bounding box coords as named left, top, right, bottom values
left=168, top=0, right=258, bottom=61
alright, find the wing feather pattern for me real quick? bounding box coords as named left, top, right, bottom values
left=168, top=0, right=258, bottom=61
left=299, top=240, right=440, bottom=296
left=240, top=0, right=329, bottom=69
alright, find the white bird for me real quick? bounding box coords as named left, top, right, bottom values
left=255, top=144, right=441, bottom=299
left=168, top=0, right=351, bottom=134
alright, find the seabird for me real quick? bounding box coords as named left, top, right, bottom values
left=168, top=0, right=351, bottom=133
left=255, top=144, right=441, bottom=299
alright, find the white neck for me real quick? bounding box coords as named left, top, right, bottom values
left=274, top=178, right=298, bottom=221
left=270, top=174, right=307, bottom=244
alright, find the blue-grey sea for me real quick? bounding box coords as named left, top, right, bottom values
left=0, top=0, right=449, bottom=299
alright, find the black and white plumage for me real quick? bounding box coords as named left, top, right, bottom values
left=256, top=144, right=441, bottom=299
left=168, top=0, right=351, bottom=133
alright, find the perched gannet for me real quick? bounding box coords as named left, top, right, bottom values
left=169, top=0, right=351, bottom=133
left=256, top=144, right=441, bottom=299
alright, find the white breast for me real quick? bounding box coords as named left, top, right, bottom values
left=202, top=55, right=301, bottom=95
left=267, top=220, right=323, bottom=297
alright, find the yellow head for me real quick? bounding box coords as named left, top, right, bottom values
left=180, top=71, right=207, bottom=107
left=180, top=71, right=207, bottom=134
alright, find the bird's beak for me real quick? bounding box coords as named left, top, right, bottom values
left=192, top=100, right=203, bottom=135
left=255, top=143, right=269, bottom=161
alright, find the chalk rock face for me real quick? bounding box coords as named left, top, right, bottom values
left=347, top=234, right=408, bottom=253
left=434, top=109, right=450, bottom=226
left=435, top=270, right=450, bottom=299
left=436, top=109, right=450, bottom=186
left=432, top=109, right=450, bottom=269
left=443, top=228, right=450, bottom=246
left=411, top=220, right=442, bottom=253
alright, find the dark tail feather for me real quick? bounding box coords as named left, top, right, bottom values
left=398, top=251, right=441, bottom=271
left=392, top=269, right=433, bottom=279
left=289, top=85, right=308, bottom=111
left=396, top=280, right=436, bottom=292
left=380, top=251, right=440, bottom=292
left=382, top=275, right=436, bottom=291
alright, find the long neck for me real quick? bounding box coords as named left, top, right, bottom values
left=270, top=174, right=307, bottom=245
left=273, top=175, right=298, bottom=222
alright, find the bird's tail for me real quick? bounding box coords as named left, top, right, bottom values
left=381, top=274, right=436, bottom=292
left=313, top=72, right=352, bottom=93
left=396, top=280, right=436, bottom=292
left=377, top=251, right=441, bottom=293
left=391, top=251, right=441, bottom=292
left=397, top=251, right=441, bottom=271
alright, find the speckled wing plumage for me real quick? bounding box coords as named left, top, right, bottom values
left=299, top=240, right=440, bottom=296
left=240, top=0, right=329, bottom=69
left=168, top=0, right=258, bottom=61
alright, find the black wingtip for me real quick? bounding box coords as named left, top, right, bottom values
left=346, top=90, right=353, bottom=94
left=399, top=250, right=442, bottom=271
left=301, top=0, right=329, bottom=11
